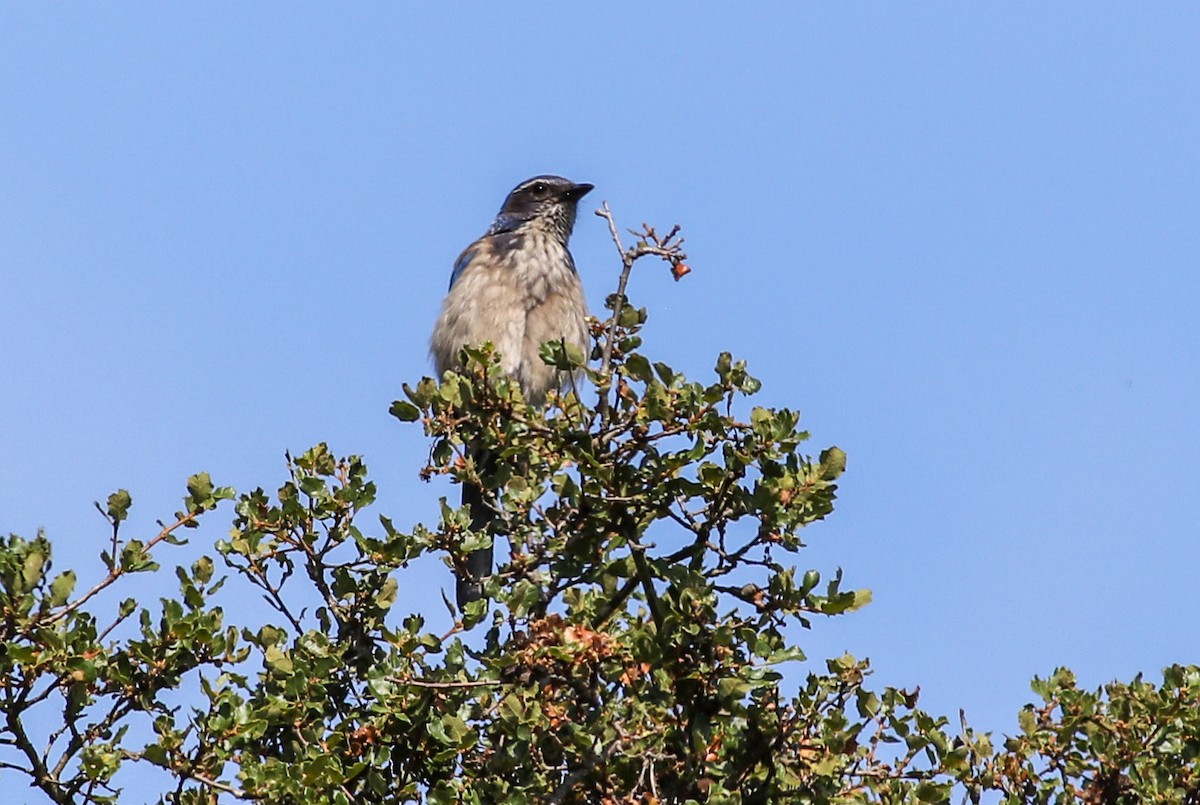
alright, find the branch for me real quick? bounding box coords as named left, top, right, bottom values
left=186, top=771, right=249, bottom=799
left=592, top=204, right=688, bottom=430
left=123, top=750, right=252, bottom=802
left=595, top=202, right=634, bottom=379
left=590, top=573, right=640, bottom=628
left=629, top=544, right=664, bottom=630
left=547, top=732, right=626, bottom=804
left=391, top=677, right=499, bottom=689
left=3, top=690, right=68, bottom=805
left=35, top=512, right=198, bottom=631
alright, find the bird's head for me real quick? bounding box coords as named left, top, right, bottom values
left=489, top=175, right=594, bottom=243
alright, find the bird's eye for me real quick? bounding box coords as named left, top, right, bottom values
left=530, top=182, right=548, bottom=195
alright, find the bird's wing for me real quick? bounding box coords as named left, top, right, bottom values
left=448, top=244, right=479, bottom=290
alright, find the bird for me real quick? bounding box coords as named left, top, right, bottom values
left=430, top=175, right=593, bottom=609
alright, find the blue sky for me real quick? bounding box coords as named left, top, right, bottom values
left=3, top=1, right=1198, bottom=776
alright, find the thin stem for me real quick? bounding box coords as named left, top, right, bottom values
left=37, top=513, right=198, bottom=630
left=3, top=690, right=68, bottom=805
left=630, top=544, right=664, bottom=630
left=187, top=771, right=249, bottom=798
left=392, top=677, right=499, bottom=689
left=595, top=202, right=634, bottom=377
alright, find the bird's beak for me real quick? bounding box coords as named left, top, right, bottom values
left=562, top=182, right=594, bottom=201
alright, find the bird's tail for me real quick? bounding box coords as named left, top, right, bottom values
left=456, top=448, right=496, bottom=610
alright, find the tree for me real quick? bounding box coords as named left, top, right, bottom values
left=2, top=209, right=1197, bottom=804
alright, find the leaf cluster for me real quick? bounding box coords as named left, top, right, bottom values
left=1, top=481, right=237, bottom=805
left=2, top=219, right=1196, bottom=803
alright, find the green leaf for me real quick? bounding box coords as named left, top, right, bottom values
left=140, top=744, right=169, bottom=768
left=106, top=489, right=132, bottom=523
left=1018, top=705, right=1037, bottom=735
left=819, top=446, right=847, bottom=480
left=766, top=646, right=806, bottom=664
left=915, top=782, right=949, bottom=802
left=439, top=376, right=464, bottom=406
left=187, top=472, right=214, bottom=502
left=48, top=570, right=76, bottom=607
left=715, top=351, right=733, bottom=379
left=264, top=646, right=294, bottom=674
left=404, top=378, right=438, bottom=407
left=625, top=353, right=653, bottom=382
left=297, top=443, right=336, bottom=474
left=856, top=689, right=880, bottom=718
left=717, top=677, right=754, bottom=699
left=119, top=540, right=152, bottom=571
left=389, top=400, right=422, bottom=421
left=257, top=625, right=285, bottom=646
left=22, top=549, right=46, bottom=590
left=192, top=556, right=214, bottom=584
left=617, top=305, right=645, bottom=327
left=848, top=588, right=872, bottom=612
left=430, top=714, right=471, bottom=746
left=374, top=577, right=398, bottom=609
left=811, top=754, right=841, bottom=776
left=538, top=339, right=584, bottom=370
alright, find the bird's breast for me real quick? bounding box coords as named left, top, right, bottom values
left=505, top=234, right=577, bottom=306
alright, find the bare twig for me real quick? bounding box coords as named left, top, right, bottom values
left=390, top=677, right=499, bottom=689
left=36, top=513, right=198, bottom=631
left=593, top=203, right=689, bottom=427
left=595, top=202, right=634, bottom=378
left=3, top=691, right=68, bottom=805
left=181, top=771, right=248, bottom=799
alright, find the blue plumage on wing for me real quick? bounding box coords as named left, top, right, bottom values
left=487, top=213, right=522, bottom=235
left=449, top=245, right=478, bottom=290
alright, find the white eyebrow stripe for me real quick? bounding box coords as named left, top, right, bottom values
left=513, top=177, right=568, bottom=195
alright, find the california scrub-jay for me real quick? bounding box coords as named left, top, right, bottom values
left=430, top=175, right=593, bottom=608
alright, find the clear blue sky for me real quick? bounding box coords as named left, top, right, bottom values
left=3, top=1, right=1198, bottom=770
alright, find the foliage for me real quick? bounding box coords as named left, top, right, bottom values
left=2, top=217, right=1197, bottom=804
left=981, top=666, right=1200, bottom=804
